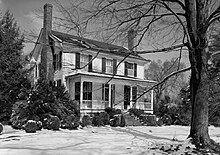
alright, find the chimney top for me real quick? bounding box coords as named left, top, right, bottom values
left=44, top=3, right=53, bottom=9
left=128, top=29, right=137, bottom=51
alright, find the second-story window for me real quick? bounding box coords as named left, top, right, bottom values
left=106, top=59, right=113, bottom=73
left=75, top=53, right=92, bottom=72
left=53, top=52, right=62, bottom=71
left=80, top=54, right=89, bottom=71
left=125, top=62, right=137, bottom=77
left=102, top=57, right=117, bottom=74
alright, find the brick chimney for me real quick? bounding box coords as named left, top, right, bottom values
left=128, top=29, right=137, bottom=51
left=43, top=4, right=53, bottom=33
left=40, top=3, right=53, bottom=82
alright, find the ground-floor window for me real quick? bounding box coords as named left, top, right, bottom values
left=83, top=82, right=92, bottom=100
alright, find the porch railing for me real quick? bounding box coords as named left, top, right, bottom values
left=135, top=102, right=152, bottom=111
left=81, top=100, right=152, bottom=111
left=81, top=100, right=109, bottom=110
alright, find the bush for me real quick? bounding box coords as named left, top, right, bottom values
left=24, top=120, right=37, bottom=133
left=110, top=114, right=125, bottom=127
left=61, top=114, right=79, bottom=130
left=81, top=115, right=92, bottom=127
left=10, top=80, right=80, bottom=130
left=105, top=107, right=121, bottom=119
left=92, top=112, right=110, bottom=126
left=46, top=115, right=60, bottom=130
left=128, top=108, right=144, bottom=118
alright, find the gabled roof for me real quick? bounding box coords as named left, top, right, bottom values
left=50, top=30, right=150, bottom=62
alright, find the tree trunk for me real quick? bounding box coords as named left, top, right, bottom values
left=184, top=0, right=214, bottom=148
left=189, top=56, right=211, bottom=147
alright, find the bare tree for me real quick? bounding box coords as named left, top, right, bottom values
left=145, top=58, right=187, bottom=112
left=53, top=0, right=220, bottom=151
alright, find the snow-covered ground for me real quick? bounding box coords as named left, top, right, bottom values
left=0, top=125, right=220, bottom=155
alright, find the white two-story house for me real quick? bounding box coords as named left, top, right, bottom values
left=30, top=4, right=156, bottom=114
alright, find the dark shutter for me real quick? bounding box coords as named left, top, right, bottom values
left=113, top=59, right=117, bottom=74
left=88, top=55, right=93, bottom=72
left=75, top=82, right=80, bottom=101
left=53, top=54, right=56, bottom=71
left=124, top=85, right=130, bottom=109
left=134, top=63, right=137, bottom=77
left=124, top=62, right=128, bottom=76
left=102, top=57, right=106, bottom=73
left=59, top=52, right=62, bottom=69
left=102, top=84, right=104, bottom=100
left=75, top=52, right=80, bottom=69
left=111, top=84, right=115, bottom=108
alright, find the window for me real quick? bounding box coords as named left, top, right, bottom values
left=53, top=52, right=62, bottom=70
left=106, top=59, right=113, bottom=73
left=102, top=58, right=117, bottom=74
left=102, top=84, right=109, bottom=101
left=124, top=62, right=137, bottom=77
left=80, top=54, right=89, bottom=70
left=57, top=79, right=62, bottom=87
left=75, top=53, right=92, bottom=71
left=83, top=82, right=92, bottom=100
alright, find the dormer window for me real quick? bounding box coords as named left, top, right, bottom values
left=125, top=62, right=137, bottom=77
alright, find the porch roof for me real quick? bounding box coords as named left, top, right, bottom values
left=65, top=71, right=157, bottom=84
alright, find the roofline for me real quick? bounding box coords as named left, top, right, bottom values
left=50, top=30, right=151, bottom=62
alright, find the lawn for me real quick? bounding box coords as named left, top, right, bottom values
left=0, top=125, right=220, bottom=155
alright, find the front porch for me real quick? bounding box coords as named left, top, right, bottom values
left=66, top=73, right=156, bottom=115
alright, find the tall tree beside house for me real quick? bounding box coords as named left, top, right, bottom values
left=0, top=11, right=29, bottom=122
left=53, top=0, right=220, bottom=151
left=145, top=58, right=187, bottom=114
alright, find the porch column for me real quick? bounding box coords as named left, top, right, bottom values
left=80, top=81, right=83, bottom=109
left=109, top=84, right=111, bottom=108
left=151, top=90, right=154, bottom=113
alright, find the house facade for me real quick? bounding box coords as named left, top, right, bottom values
left=30, top=4, right=156, bottom=115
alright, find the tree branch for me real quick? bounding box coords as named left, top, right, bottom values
left=136, top=43, right=187, bottom=54
left=134, top=66, right=191, bottom=102
left=161, top=0, right=185, bottom=10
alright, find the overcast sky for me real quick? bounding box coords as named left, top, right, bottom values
left=0, top=0, right=190, bottom=66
